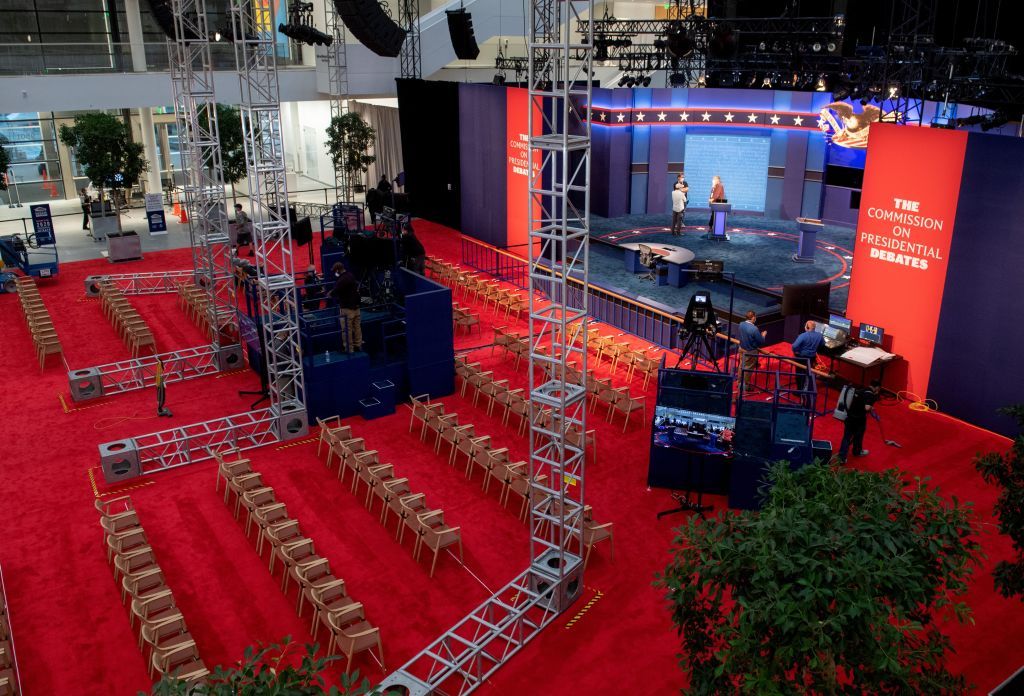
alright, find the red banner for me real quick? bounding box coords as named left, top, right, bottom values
left=845, top=123, right=968, bottom=396
left=505, top=87, right=540, bottom=252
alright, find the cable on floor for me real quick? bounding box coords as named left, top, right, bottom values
left=93, top=412, right=160, bottom=430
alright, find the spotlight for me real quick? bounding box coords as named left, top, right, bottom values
left=816, top=76, right=827, bottom=91
left=213, top=30, right=222, bottom=42
left=277, top=2, right=332, bottom=47
left=618, top=75, right=629, bottom=87
left=758, top=41, right=767, bottom=51
left=812, top=41, right=822, bottom=52
left=762, top=76, right=772, bottom=88
left=493, top=74, right=506, bottom=85
left=827, top=41, right=837, bottom=52
left=641, top=75, right=651, bottom=87
left=669, top=72, right=689, bottom=87
left=666, top=21, right=694, bottom=58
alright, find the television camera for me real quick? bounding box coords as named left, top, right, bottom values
left=674, top=291, right=721, bottom=369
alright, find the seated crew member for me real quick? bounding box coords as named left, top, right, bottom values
left=330, top=261, right=362, bottom=353
left=234, top=203, right=253, bottom=256
left=791, top=320, right=825, bottom=403
left=302, top=265, right=324, bottom=312
left=738, top=310, right=767, bottom=390
left=401, top=221, right=426, bottom=275
left=836, top=379, right=881, bottom=462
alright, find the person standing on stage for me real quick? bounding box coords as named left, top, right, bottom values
left=671, top=173, right=688, bottom=235
left=837, top=380, right=881, bottom=462
left=708, top=175, right=726, bottom=227
left=330, top=261, right=362, bottom=353
left=738, top=310, right=767, bottom=390
left=791, top=320, right=824, bottom=403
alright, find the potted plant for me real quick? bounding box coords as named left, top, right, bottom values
left=325, top=112, right=376, bottom=201
left=59, top=113, right=147, bottom=239
left=658, top=462, right=982, bottom=695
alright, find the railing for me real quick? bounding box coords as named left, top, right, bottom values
left=0, top=41, right=304, bottom=76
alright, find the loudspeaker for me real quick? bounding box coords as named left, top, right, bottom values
left=145, top=0, right=200, bottom=41
left=334, top=0, right=406, bottom=58
left=529, top=549, right=584, bottom=612
left=69, top=367, right=104, bottom=402
left=100, top=439, right=142, bottom=484
left=446, top=9, right=480, bottom=60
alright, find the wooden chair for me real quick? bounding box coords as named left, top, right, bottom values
left=610, top=388, right=647, bottom=432
left=415, top=511, right=463, bottom=578
left=150, top=640, right=208, bottom=683
left=581, top=507, right=614, bottom=570
left=309, top=582, right=360, bottom=642
left=325, top=605, right=384, bottom=674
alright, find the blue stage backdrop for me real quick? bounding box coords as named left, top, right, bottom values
left=590, top=88, right=834, bottom=220
left=927, top=132, right=1024, bottom=437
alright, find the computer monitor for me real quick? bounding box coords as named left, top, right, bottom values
left=829, top=314, right=852, bottom=333
left=822, top=325, right=841, bottom=341
left=858, top=322, right=884, bottom=345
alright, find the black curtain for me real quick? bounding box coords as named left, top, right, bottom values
left=396, top=79, right=461, bottom=230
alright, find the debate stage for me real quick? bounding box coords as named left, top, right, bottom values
left=586, top=212, right=855, bottom=319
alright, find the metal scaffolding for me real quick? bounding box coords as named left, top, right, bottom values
left=398, top=0, right=421, bottom=79
left=324, top=0, right=351, bottom=200
left=83, top=270, right=196, bottom=296
left=230, top=0, right=307, bottom=436
left=379, top=0, right=593, bottom=692
left=169, top=0, right=238, bottom=348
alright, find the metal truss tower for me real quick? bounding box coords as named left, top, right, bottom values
left=880, top=0, right=936, bottom=125
left=168, top=0, right=238, bottom=348
left=378, top=0, right=593, bottom=693
left=230, top=0, right=307, bottom=435
left=324, top=1, right=350, bottom=200
left=398, top=0, right=421, bottom=79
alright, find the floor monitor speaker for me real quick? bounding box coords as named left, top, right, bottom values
left=446, top=9, right=480, bottom=60
left=334, top=0, right=407, bottom=58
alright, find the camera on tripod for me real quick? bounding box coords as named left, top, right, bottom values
left=681, top=291, right=718, bottom=334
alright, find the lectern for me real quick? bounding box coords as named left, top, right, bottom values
left=707, top=202, right=731, bottom=241
left=793, top=217, right=823, bottom=263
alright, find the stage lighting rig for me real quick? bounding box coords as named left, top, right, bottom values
left=278, top=2, right=333, bottom=47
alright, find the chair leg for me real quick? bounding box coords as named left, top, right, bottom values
left=430, top=547, right=439, bottom=578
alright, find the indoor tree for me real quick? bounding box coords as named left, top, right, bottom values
left=58, top=112, right=147, bottom=222
left=975, top=405, right=1024, bottom=601
left=215, top=103, right=248, bottom=208
left=325, top=111, right=376, bottom=199
left=144, top=637, right=385, bottom=695
left=657, top=462, right=982, bottom=695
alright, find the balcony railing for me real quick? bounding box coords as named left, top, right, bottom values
left=0, top=41, right=305, bottom=76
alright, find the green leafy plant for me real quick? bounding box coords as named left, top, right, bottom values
left=0, top=135, right=10, bottom=191
left=58, top=112, right=147, bottom=213
left=215, top=103, right=248, bottom=206
left=657, top=462, right=982, bottom=695
left=975, top=404, right=1024, bottom=601
left=325, top=112, right=376, bottom=198
left=144, top=637, right=383, bottom=695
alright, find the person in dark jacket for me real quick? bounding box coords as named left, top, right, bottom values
left=302, top=265, right=324, bottom=312
left=401, top=222, right=426, bottom=275
left=330, top=261, right=362, bottom=353
left=837, top=380, right=881, bottom=462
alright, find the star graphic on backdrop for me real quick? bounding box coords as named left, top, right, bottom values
left=792, top=115, right=804, bottom=126
left=616, top=112, right=625, bottom=122
left=598, top=112, right=606, bottom=122
left=724, top=112, right=735, bottom=122
left=680, top=112, right=690, bottom=121
left=747, top=113, right=758, bottom=123
left=657, top=112, right=667, bottom=121
left=701, top=112, right=711, bottom=121
left=636, top=112, right=646, bottom=122
left=817, top=117, right=827, bottom=129
left=770, top=114, right=781, bottom=124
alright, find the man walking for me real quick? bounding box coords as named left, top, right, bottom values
left=738, top=310, right=767, bottom=390
left=330, top=261, right=362, bottom=353
left=837, top=380, right=881, bottom=462
left=80, top=188, right=92, bottom=231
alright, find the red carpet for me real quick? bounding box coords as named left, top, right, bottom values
left=0, top=226, right=1020, bottom=695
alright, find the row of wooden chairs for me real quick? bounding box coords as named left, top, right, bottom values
left=455, top=357, right=600, bottom=456
left=96, top=495, right=209, bottom=683
left=407, top=393, right=615, bottom=569
left=174, top=282, right=213, bottom=339
left=452, top=304, right=481, bottom=335
left=98, top=281, right=156, bottom=356
left=15, top=277, right=63, bottom=372
left=316, top=417, right=464, bottom=578
left=213, top=448, right=385, bottom=674
left=427, top=257, right=530, bottom=322
left=1, top=564, right=20, bottom=696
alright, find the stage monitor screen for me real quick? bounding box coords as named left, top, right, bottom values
left=858, top=322, right=884, bottom=345
left=829, top=314, right=852, bottom=333
left=781, top=282, right=831, bottom=319
left=821, top=325, right=841, bottom=341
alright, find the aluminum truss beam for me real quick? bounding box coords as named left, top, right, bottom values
left=379, top=0, right=593, bottom=693
left=83, top=270, right=195, bottom=296
left=398, top=0, right=421, bottom=79
left=169, top=0, right=238, bottom=348
left=231, top=0, right=307, bottom=431
left=323, top=0, right=351, bottom=200
left=68, top=343, right=242, bottom=402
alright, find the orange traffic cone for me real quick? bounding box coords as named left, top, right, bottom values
left=178, top=205, right=188, bottom=223
left=172, top=194, right=181, bottom=217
